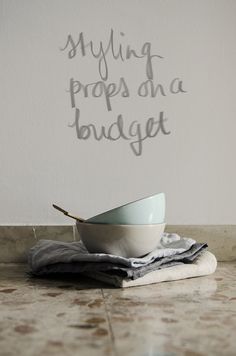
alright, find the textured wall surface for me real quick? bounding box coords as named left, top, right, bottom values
left=1, top=0, right=236, bottom=225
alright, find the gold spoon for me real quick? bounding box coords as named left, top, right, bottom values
left=52, top=204, right=85, bottom=223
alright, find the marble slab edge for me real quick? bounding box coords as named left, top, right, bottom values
left=0, top=225, right=235, bottom=263
left=0, top=225, right=77, bottom=263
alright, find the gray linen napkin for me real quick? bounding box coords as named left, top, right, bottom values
left=28, top=233, right=207, bottom=280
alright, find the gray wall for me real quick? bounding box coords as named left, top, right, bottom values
left=0, top=0, right=236, bottom=225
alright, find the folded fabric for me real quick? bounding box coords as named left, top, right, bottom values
left=28, top=233, right=208, bottom=281
left=28, top=232, right=197, bottom=272
left=29, top=241, right=207, bottom=280
left=83, top=251, right=217, bottom=288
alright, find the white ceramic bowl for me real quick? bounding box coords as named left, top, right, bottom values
left=86, top=192, right=165, bottom=225
left=76, top=221, right=166, bottom=258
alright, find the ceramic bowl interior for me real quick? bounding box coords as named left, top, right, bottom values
left=86, top=192, right=165, bottom=225
left=76, top=221, right=166, bottom=258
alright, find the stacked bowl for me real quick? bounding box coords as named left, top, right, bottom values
left=76, top=193, right=166, bottom=258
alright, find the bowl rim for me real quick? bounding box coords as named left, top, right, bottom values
left=76, top=221, right=166, bottom=228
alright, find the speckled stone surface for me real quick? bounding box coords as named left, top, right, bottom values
left=0, top=263, right=236, bottom=356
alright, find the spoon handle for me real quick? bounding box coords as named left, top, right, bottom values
left=52, top=204, right=85, bottom=222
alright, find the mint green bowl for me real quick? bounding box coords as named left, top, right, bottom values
left=86, top=193, right=165, bottom=225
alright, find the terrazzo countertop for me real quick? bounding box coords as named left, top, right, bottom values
left=0, top=263, right=236, bottom=356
